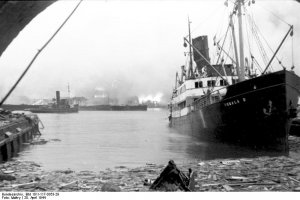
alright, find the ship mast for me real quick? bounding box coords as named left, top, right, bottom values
left=230, top=14, right=241, bottom=80
left=187, top=17, right=195, bottom=79
left=175, top=72, right=178, bottom=89
left=230, top=0, right=245, bottom=82
left=68, top=83, right=70, bottom=98
left=237, top=0, right=245, bottom=81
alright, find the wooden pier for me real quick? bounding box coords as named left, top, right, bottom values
left=0, top=114, right=40, bottom=162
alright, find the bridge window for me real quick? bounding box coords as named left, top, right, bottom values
left=207, top=80, right=216, bottom=87
left=199, top=81, right=203, bottom=88
left=178, top=101, right=186, bottom=109
left=195, top=81, right=203, bottom=88
left=232, top=78, right=238, bottom=84
left=220, top=80, right=228, bottom=86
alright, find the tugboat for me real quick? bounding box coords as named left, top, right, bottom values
left=169, top=0, right=300, bottom=151
left=26, top=91, right=79, bottom=113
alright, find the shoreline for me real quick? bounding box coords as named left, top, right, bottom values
left=0, top=136, right=300, bottom=192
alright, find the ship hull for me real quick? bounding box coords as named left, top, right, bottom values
left=170, top=70, right=300, bottom=151
left=79, top=105, right=147, bottom=111
left=27, top=107, right=78, bottom=113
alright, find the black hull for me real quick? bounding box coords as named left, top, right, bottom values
left=290, top=118, right=300, bottom=136
left=79, top=105, right=147, bottom=111
left=26, top=107, right=78, bottom=113
left=28, top=108, right=78, bottom=113
left=26, top=105, right=79, bottom=113
left=170, top=70, right=300, bottom=151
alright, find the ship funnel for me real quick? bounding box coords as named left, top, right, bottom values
left=192, top=35, right=210, bottom=72
left=56, top=91, right=60, bottom=105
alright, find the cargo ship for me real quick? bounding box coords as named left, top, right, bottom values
left=25, top=91, right=79, bottom=113
left=169, top=0, right=300, bottom=151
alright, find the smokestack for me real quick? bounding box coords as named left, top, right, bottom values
left=56, top=91, right=60, bottom=105
left=192, top=35, right=210, bottom=71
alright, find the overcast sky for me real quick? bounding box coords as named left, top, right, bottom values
left=0, top=0, right=299, bottom=104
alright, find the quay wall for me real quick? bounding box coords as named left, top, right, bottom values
left=0, top=118, right=40, bottom=162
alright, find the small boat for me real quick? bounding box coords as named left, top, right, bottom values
left=169, top=0, right=300, bottom=151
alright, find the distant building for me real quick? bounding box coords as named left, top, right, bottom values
left=69, top=97, right=88, bottom=106
left=32, top=99, right=52, bottom=105
left=142, top=100, right=167, bottom=108
left=126, top=96, right=139, bottom=105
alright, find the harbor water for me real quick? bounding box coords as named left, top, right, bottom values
left=17, top=109, right=283, bottom=171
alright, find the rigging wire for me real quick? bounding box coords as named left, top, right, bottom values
left=190, top=3, right=226, bottom=35
left=229, top=13, right=241, bottom=76
left=247, top=13, right=273, bottom=72
left=245, top=4, right=289, bottom=74
left=211, top=27, right=231, bottom=90
left=226, top=36, right=233, bottom=64
left=249, top=2, right=295, bottom=72
left=252, top=56, right=263, bottom=73
left=250, top=7, right=254, bottom=60
left=215, top=6, right=228, bottom=41
left=216, top=24, right=230, bottom=65
left=244, top=7, right=253, bottom=75
left=0, top=0, right=83, bottom=106
left=292, top=32, right=295, bottom=69
left=249, top=13, right=281, bottom=71
left=244, top=7, right=263, bottom=74
left=213, top=5, right=232, bottom=64
left=255, top=1, right=291, bottom=27
left=248, top=6, right=259, bottom=74
left=211, top=23, right=233, bottom=91
left=250, top=12, right=291, bottom=71
left=229, top=33, right=241, bottom=76
left=228, top=34, right=234, bottom=64
left=243, top=10, right=263, bottom=75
